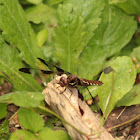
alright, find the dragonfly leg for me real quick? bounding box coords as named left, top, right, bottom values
left=59, top=87, right=66, bottom=94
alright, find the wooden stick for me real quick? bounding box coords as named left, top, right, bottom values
left=42, top=74, right=114, bottom=140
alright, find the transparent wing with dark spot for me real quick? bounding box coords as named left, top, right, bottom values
left=19, top=68, right=32, bottom=74
left=19, top=58, right=72, bottom=75
left=38, top=58, right=49, bottom=67
left=19, top=68, right=66, bottom=75
left=38, top=58, right=71, bottom=75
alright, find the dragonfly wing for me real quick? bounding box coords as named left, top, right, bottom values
left=19, top=68, right=32, bottom=74
left=38, top=58, right=71, bottom=75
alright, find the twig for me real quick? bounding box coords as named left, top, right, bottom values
left=43, top=74, right=114, bottom=140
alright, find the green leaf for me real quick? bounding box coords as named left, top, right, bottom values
left=38, top=127, right=57, bottom=140
left=120, top=40, right=137, bottom=56
left=55, top=3, right=86, bottom=73
left=54, top=0, right=104, bottom=73
left=18, top=108, right=44, bottom=133
left=0, top=0, right=44, bottom=67
left=12, top=91, right=44, bottom=108
left=98, top=56, right=136, bottom=120
left=0, top=119, right=9, bottom=134
left=66, top=0, right=105, bottom=43
left=0, top=36, right=43, bottom=91
left=109, top=0, right=140, bottom=15
left=82, top=86, right=98, bottom=101
left=45, top=117, right=59, bottom=128
left=37, top=29, right=48, bottom=47
left=0, top=91, right=44, bottom=108
left=0, top=103, right=7, bottom=119
left=135, top=28, right=140, bottom=46
left=25, top=3, right=53, bottom=24
left=26, top=0, right=42, bottom=5
left=131, top=46, right=140, bottom=61
left=38, top=127, right=71, bottom=140
left=48, top=0, right=65, bottom=6
left=78, top=3, right=137, bottom=79
left=116, top=84, right=140, bottom=107
left=55, top=130, right=71, bottom=140
left=10, top=130, right=36, bottom=140
left=0, top=93, right=12, bottom=103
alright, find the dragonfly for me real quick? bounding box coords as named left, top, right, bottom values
left=19, top=58, right=103, bottom=87
left=19, top=58, right=103, bottom=115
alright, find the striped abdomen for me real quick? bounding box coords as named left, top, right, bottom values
left=80, top=78, right=103, bottom=86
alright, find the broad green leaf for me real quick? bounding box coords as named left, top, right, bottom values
left=18, top=108, right=44, bottom=133
left=55, top=130, right=71, bottom=140
left=38, top=127, right=71, bottom=140
left=116, top=84, right=140, bottom=107
left=0, top=103, right=7, bottom=119
left=135, top=27, right=140, bottom=46
left=0, top=93, right=12, bottom=103
left=10, top=130, right=36, bottom=140
left=55, top=3, right=86, bottom=73
left=37, top=29, right=48, bottom=47
left=66, top=0, right=105, bottom=43
left=12, top=91, right=44, bottom=108
left=25, top=3, right=53, bottom=24
left=49, top=0, right=65, bottom=6
left=38, top=127, right=57, bottom=140
left=78, top=3, right=137, bottom=79
left=82, top=86, right=98, bottom=101
left=131, top=46, right=140, bottom=61
left=54, top=0, right=104, bottom=73
left=26, top=0, right=42, bottom=4
left=45, top=117, right=59, bottom=128
left=98, top=56, right=136, bottom=120
left=31, top=23, right=45, bottom=34
left=0, top=92, right=44, bottom=107
left=0, top=119, right=9, bottom=134
left=109, top=0, right=140, bottom=15
left=0, top=36, right=43, bottom=91
left=120, top=40, right=137, bottom=56
left=0, top=0, right=44, bottom=67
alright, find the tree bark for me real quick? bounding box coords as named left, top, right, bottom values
left=43, top=74, right=114, bottom=140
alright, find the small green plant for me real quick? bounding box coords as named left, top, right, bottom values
left=0, top=0, right=140, bottom=139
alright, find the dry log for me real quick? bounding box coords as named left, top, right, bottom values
left=42, top=74, right=114, bottom=140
